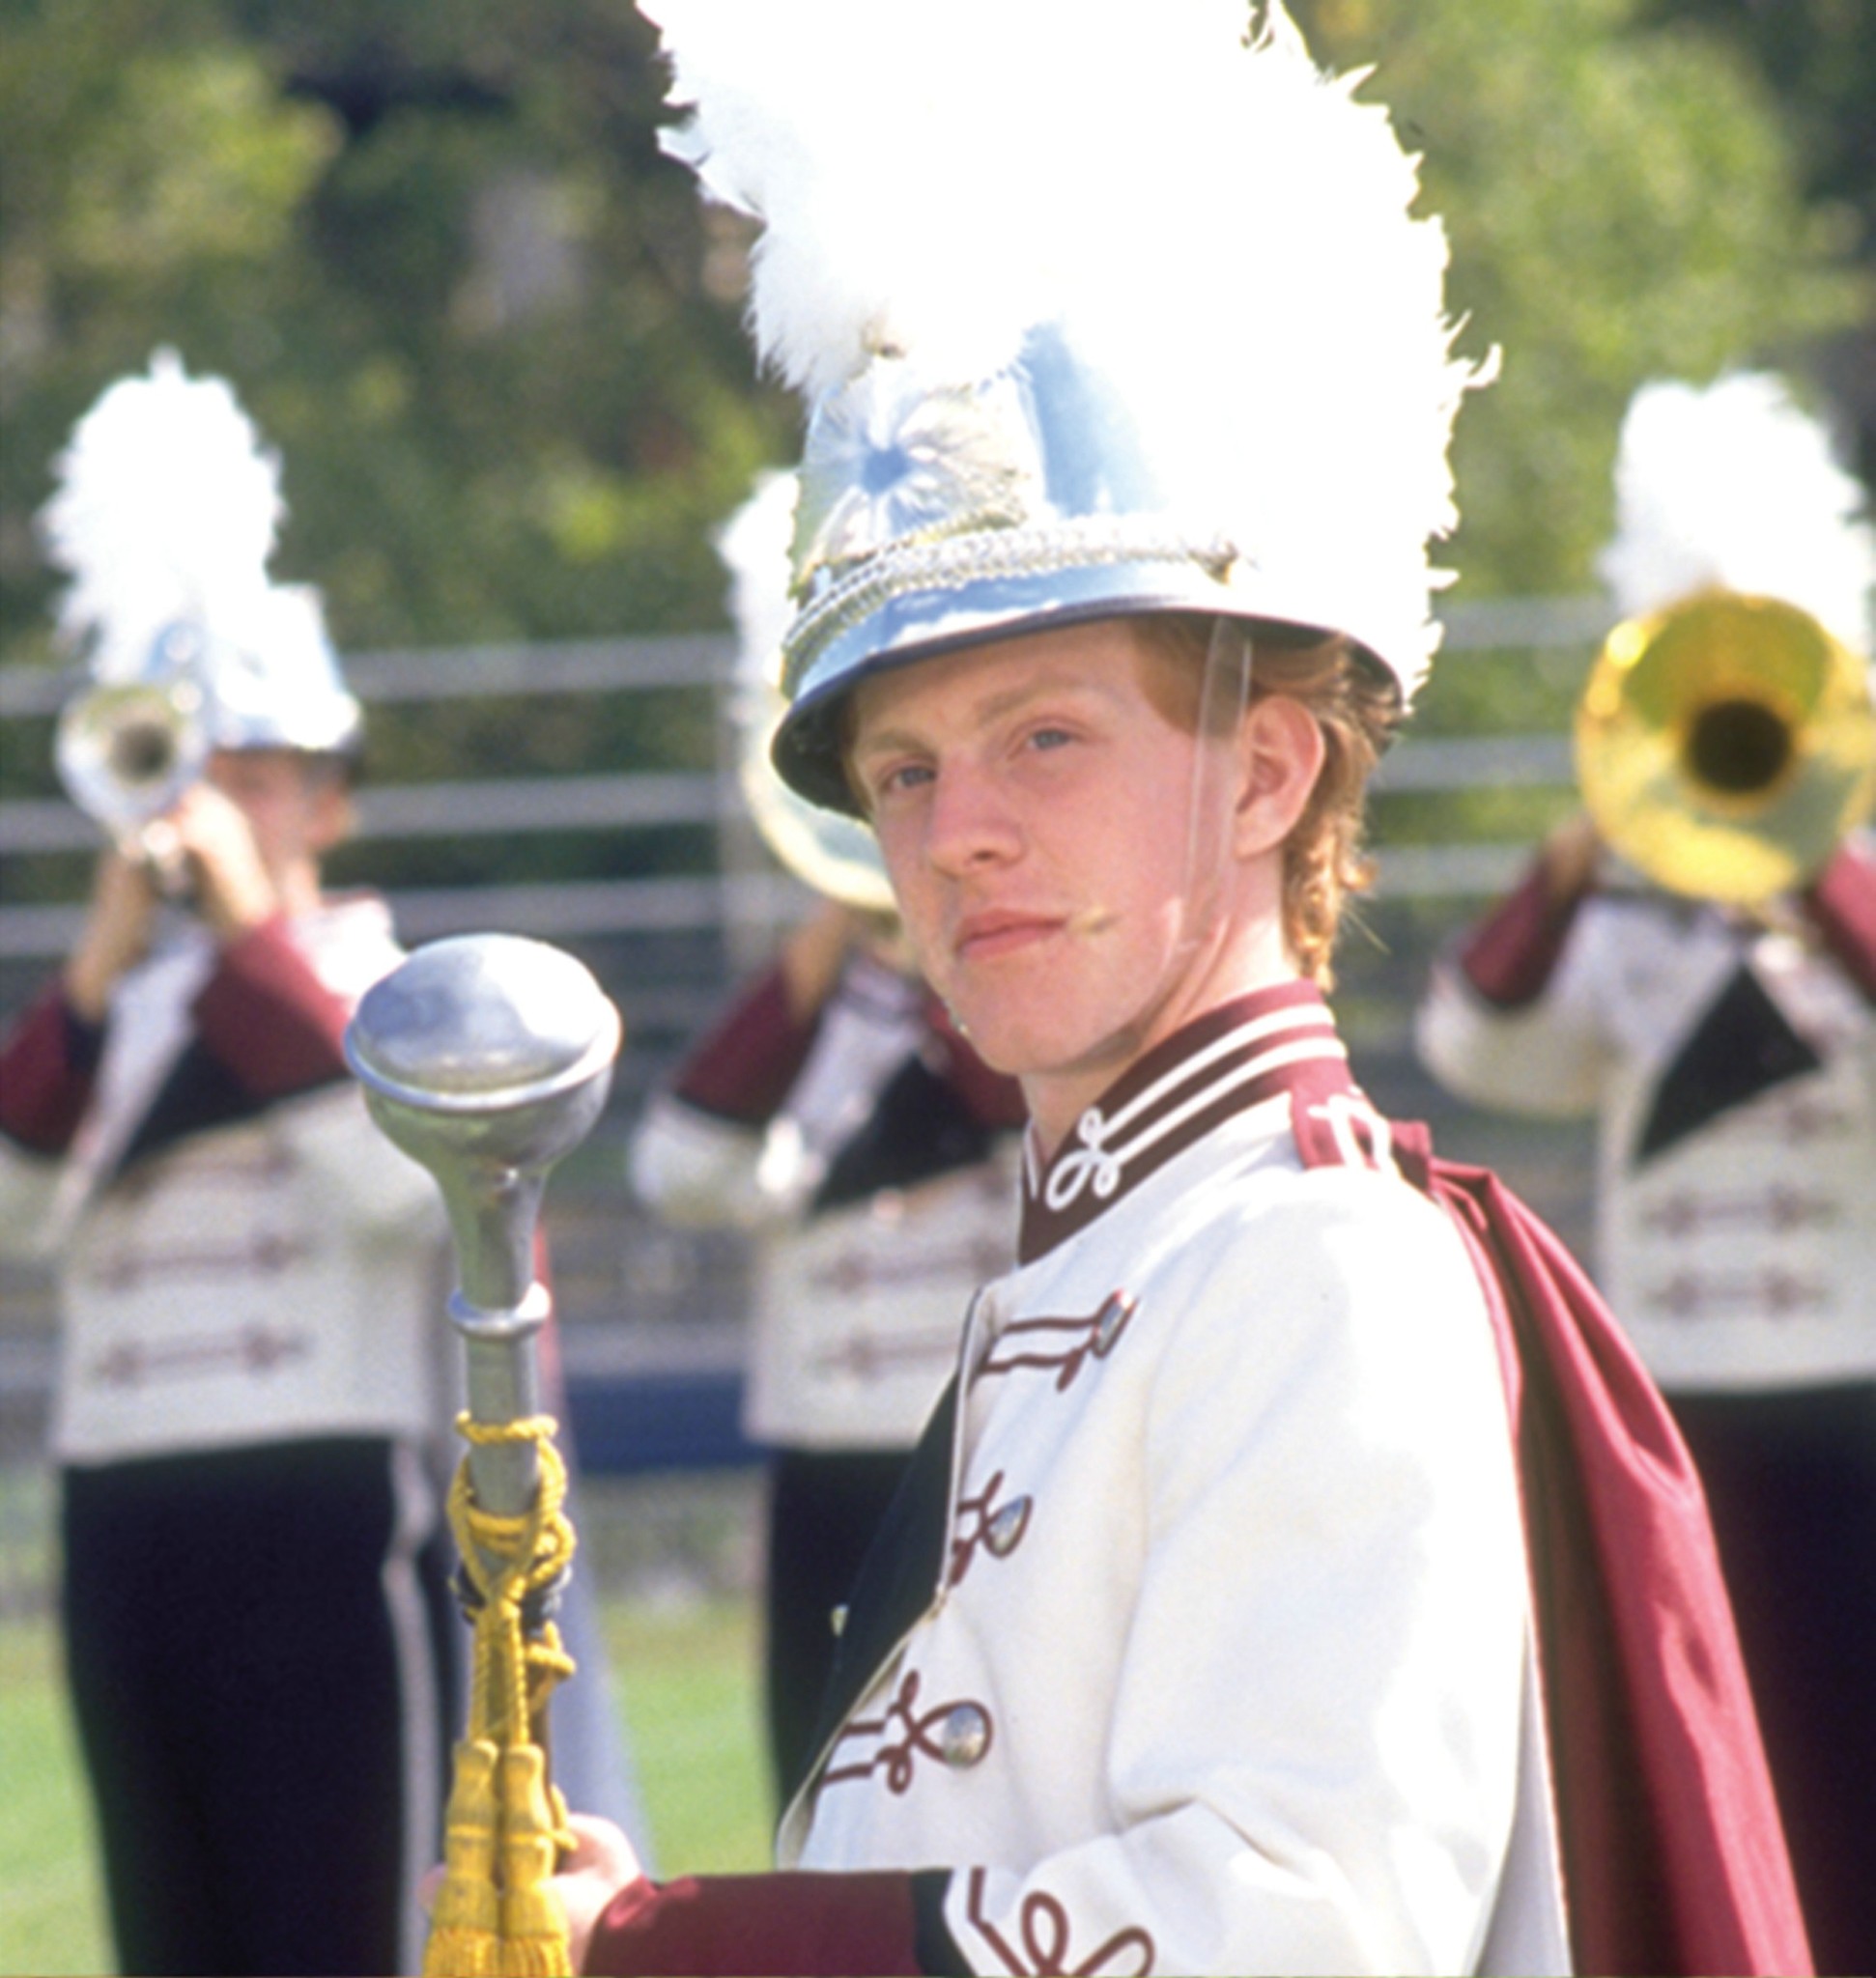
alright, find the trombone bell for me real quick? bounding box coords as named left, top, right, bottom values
left=1574, top=591, right=1876, bottom=905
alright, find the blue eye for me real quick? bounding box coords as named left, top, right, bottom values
left=877, top=760, right=934, bottom=798
left=1028, top=725, right=1073, bottom=752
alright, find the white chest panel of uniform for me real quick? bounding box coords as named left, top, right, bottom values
left=1600, top=916, right=1876, bottom=1389
left=746, top=1142, right=1023, bottom=1449
left=1422, top=897, right=1876, bottom=1391
left=47, top=901, right=449, bottom=1463
left=786, top=1101, right=1568, bottom=1976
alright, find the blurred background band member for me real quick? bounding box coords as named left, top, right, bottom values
left=1418, top=371, right=1876, bottom=1977
left=0, top=353, right=459, bottom=1976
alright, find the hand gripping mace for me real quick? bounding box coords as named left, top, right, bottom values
left=346, top=933, right=621, bottom=1978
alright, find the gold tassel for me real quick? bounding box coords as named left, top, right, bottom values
left=497, top=1747, right=576, bottom=1977
left=422, top=1740, right=505, bottom=1977
left=421, top=1419, right=579, bottom=1978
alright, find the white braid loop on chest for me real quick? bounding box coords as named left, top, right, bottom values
left=1044, top=1006, right=1347, bottom=1214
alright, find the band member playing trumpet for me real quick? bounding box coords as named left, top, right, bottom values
left=537, top=6, right=1806, bottom=1972
left=1418, top=372, right=1876, bottom=1976
left=0, top=354, right=461, bottom=1977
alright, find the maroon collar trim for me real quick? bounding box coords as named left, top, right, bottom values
left=1018, top=981, right=1358, bottom=1264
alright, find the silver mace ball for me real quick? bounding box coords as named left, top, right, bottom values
left=345, top=933, right=621, bottom=1520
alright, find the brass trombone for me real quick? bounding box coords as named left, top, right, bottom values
left=1574, top=589, right=1876, bottom=905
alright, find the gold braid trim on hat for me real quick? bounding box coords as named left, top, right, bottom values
left=781, top=517, right=1241, bottom=698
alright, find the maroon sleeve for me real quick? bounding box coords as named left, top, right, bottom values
left=922, top=996, right=1028, bottom=1132
left=190, top=917, right=353, bottom=1101
left=0, top=980, right=104, bottom=1154
left=583, top=1870, right=939, bottom=1977
left=1455, top=859, right=1590, bottom=1009
left=670, top=967, right=819, bottom=1124
left=1801, top=840, right=1876, bottom=1006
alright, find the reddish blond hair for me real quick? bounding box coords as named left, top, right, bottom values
left=1135, top=615, right=1400, bottom=989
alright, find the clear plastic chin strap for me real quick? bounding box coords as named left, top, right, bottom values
left=1171, top=613, right=1259, bottom=978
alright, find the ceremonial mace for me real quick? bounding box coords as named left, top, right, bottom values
left=346, top=932, right=621, bottom=1978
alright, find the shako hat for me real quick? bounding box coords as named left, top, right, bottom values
left=39, top=349, right=362, bottom=757
left=1598, top=371, right=1876, bottom=653
left=644, top=0, right=1488, bottom=812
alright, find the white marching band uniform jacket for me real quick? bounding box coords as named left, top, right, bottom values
left=781, top=987, right=1571, bottom=1976
left=1417, top=847, right=1876, bottom=1395
left=0, top=899, right=448, bottom=1466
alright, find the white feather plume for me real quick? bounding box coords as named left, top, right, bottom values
left=716, top=469, right=894, bottom=910
left=39, top=348, right=284, bottom=682
left=1599, top=373, right=1876, bottom=654
left=716, top=468, right=800, bottom=697
left=645, top=0, right=1479, bottom=697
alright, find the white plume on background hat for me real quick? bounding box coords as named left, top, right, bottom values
left=39, top=348, right=361, bottom=753
left=717, top=469, right=895, bottom=913
left=643, top=0, right=1487, bottom=811
left=1598, top=372, right=1876, bottom=655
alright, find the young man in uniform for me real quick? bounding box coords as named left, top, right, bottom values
left=527, top=4, right=1808, bottom=1971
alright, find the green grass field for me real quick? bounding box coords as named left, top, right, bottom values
left=0, top=1616, right=110, bottom=1976
left=0, top=1591, right=773, bottom=1977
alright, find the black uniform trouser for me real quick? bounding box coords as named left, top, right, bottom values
left=763, top=1447, right=912, bottom=1801
left=60, top=1438, right=458, bottom=1978
left=1669, top=1382, right=1876, bottom=1978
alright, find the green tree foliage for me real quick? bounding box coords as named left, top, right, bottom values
left=6, top=0, right=1858, bottom=663
left=0, top=0, right=793, bottom=669
left=1293, top=0, right=1864, bottom=595
left=1634, top=0, right=1876, bottom=485
left=1638, top=0, right=1876, bottom=244
left=0, top=0, right=1862, bottom=764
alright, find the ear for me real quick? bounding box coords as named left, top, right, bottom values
left=1233, top=694, right=1324, bottom=859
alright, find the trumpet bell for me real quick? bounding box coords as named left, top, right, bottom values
left=1575, top=591, right=1876, bottom=904
left=55, top=677, right=213, bottom=844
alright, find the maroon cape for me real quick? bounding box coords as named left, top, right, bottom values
left=1397, top=1130, right=1812, bottom=1976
